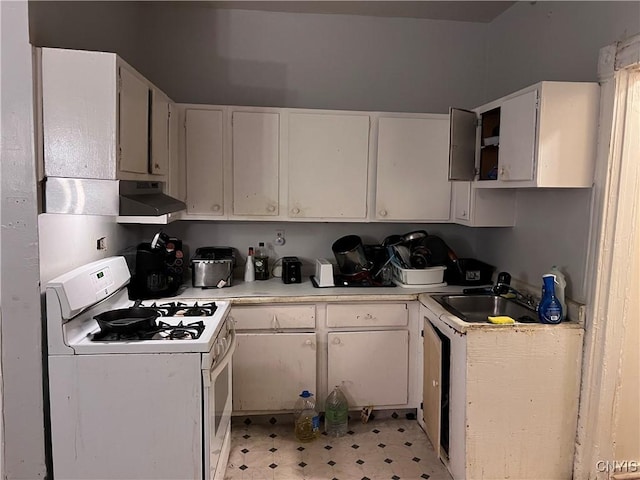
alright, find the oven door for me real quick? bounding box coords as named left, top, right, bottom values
left=202, top=319, right=236, bottom=480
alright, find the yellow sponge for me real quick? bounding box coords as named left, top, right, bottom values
left=488, top=316, right=516, bottom=324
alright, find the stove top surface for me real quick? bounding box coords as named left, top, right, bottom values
left=63, top=296, right=231, bottom=354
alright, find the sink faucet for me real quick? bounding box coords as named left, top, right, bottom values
left=492, top=271, right=512, bottom=295
left=462, top=271, right=538, bottom=309
left=493, top=271, right=538, bottom=309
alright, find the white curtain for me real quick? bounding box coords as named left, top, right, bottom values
left=575, top=34, right=640, bottom=480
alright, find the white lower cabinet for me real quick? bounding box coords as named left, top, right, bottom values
left=420, top=301, right=584, bottom=480
left=233, top=332, right=317, bottom=412
left=230, top=301, right=419, bottom=414
left=327, top=330, right=409, bottom=408
left=230, top=304, right=317, bottom=413
left=326, top=302, right=412, bottom=408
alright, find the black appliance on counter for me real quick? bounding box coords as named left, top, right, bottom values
left=129, top=232, right=184, bottom=300
left=282, top=256, right=302, bottom=284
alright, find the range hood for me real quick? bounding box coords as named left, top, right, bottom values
left=119, top=181, right=186, bottom=216
left=45, top=178, right=186, bottom=224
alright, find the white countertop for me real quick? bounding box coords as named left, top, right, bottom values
left=163, top=277, right=584, bottom=331
left=172, top=277, right=472, bottom=304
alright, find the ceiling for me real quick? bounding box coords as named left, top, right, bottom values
left=198, top=1, right=518, bottom=23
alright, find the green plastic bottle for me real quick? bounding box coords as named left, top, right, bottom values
left=325, top=385, right=348, bottom=437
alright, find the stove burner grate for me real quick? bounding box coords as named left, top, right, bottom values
left=144, top=301, right=218, bottom=317
left=92, top=317, right=207, bottom=342
left=157, top=320, right=205, bottom=340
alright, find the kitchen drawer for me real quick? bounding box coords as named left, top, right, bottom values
left=229, top=304, right=316, bottom=330
left=327, top=303, right=408, bottom=328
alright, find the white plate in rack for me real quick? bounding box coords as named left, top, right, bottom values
left=392, top=279, right=448, bottom=289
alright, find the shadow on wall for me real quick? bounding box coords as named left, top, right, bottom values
left=28, top=1, right=293, bottom=106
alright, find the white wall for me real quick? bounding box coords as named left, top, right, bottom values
left=38, top=214, right=138, bottom=287
left=477, top=1, right=640, bottom=302
left=485, top=1, right=640, bottom=101
left=134, top=221, right=481, bottom=277
left=31, top=3, right=490, bottom=113
left=28, top=1, right=147, bottom=71
left=1, top=2, right=46, bottom=478
left=28, top=2, right=639, bottom=302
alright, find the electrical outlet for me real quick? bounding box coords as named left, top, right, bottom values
left=96, top=237, right=107, bottom=250
left=274, top=230, right=286, bottom=246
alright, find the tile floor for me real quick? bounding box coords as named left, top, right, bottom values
left=224, top=412, right=453, bottom=480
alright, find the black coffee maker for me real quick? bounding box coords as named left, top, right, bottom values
left=129, top=232, right=184, bottom=300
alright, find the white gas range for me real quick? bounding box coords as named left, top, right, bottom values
left=45, top=256, right=235, bottom=480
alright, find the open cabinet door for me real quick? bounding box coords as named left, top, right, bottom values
left=449, top=108, right=477, bottom=181
left=423, top=319, right=442, bottom=457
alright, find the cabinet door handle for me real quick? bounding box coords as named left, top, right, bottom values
left=332, top=337, right=341, bottom=345
left=291, top=207, right=300, bottom=215
left=379, top=210, right=387, bottom=217
left=433, top=380, right=439, bottom=387
left=267, top=204, right=276, bottom=212
left=272, top=314, right=281, bottom=331
left=212, top=204, right=221, bottom=212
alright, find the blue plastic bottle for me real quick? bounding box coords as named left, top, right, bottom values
left=538, top=274, right=563, bottom=324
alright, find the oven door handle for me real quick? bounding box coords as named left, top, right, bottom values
left=205, top=325, right=237, bottom=385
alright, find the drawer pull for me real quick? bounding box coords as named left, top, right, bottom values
left=272, top=315, right=282, bottom=331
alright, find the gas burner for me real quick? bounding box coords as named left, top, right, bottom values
left=93, top=329, right=158, bottom=342
left=144, top=301, right=218, bottom=317
left=157, top=320, right=205, bottom=340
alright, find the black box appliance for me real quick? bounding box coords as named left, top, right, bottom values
left=282, top=256, right=302, bottom=284
left=191, top=247, right=236, bottom=288
left=444, top=258, right=495, bottom=286
left=129, top=232, right=184, bottom=300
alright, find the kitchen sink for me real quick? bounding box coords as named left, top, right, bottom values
left=433, top=294, right=538, bottom=324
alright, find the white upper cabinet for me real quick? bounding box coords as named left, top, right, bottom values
left=184, top=108, right=225, bottom=216
left=150, top=88, right=171, bottom=176
left=499, top=90, right=537, bottom=181
left=41, top=47, right=170, bottom=181
left=375, top=116, right=451, bottom=221
left=118, top=65, right=150, bottom=175
left=287, top=112, right=370, bottom=220
left=231, top=111, right=280, bottom=216
left=452, top=181, right=516, bottom=227
left=449, top=81, right=599, bottom=188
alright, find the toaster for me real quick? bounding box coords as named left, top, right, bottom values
left=282, top=256, right=302, bottom=284
left=191, top=247, right=236, bottom=288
